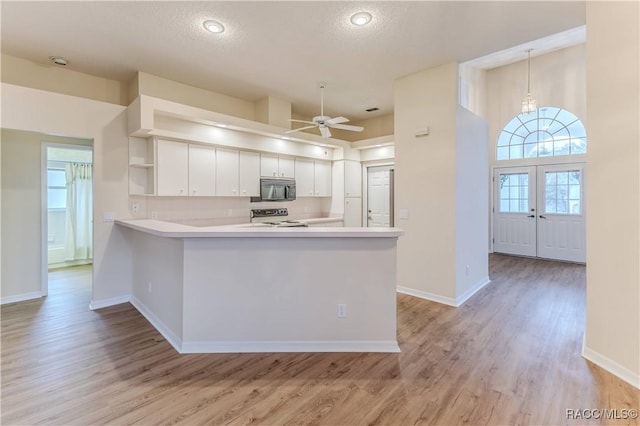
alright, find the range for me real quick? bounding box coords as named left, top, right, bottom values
left=249, top=208, right=308, bottom=228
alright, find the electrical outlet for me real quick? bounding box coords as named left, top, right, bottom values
left=103, top=212, right=115, bottom=222
left=227, top=209, right=233, bottom=216
left=131, top=201, right=139, bottom=214
left=337, top=303, right=347, bottom=318
left=151, top=211, right=158, bottom=219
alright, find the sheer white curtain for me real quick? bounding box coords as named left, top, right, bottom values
left=64, top=162, right=93, bottom=262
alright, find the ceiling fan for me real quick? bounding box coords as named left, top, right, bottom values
left=286, top=82, right=364, bottom=138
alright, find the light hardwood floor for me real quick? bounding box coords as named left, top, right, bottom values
left=1, top=256, right=638, bottom=425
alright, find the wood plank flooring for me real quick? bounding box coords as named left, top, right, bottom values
left=1, top=256, right=638, bottom=425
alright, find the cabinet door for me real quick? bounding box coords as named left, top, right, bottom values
left=156, top=139, right=188, bottom=196
left=314, top=160, right=332, bottom=197
left=216, top=148, right=239, bottom=196
left=278, top=157, right=295, bottom=178
left=188, top=145, right=216, bottom=196
left=344, top=160, right=362, bottom=198
left=344, top=197, right=362, bottom=227
left=295, top=158, right=315, bottom=197
left=239, top=151, right=260, bottom=197
left=261, top=154, right=279, bottom=177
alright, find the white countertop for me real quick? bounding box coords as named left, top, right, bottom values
left=116, top=219, right=403, bottom=239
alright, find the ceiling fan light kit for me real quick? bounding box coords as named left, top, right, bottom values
left=286, top=83, right=364, bottom=139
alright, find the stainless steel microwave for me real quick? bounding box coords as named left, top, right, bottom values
left=258, top=178, right=296, bottom=202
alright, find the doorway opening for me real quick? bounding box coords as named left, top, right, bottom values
left=42, top=143, right=93, bottom=297
left=365, top=165, right=394, bottom=228
left=492, top=163, right=586, bottom=263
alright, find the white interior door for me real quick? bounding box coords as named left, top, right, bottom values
left=367, top=166, right=392, bottom=227
left=536, top=164, right=586, bottom=262
left=493, top=164, right=586, bottom=263
left=493, top=166, right=537, bottom=257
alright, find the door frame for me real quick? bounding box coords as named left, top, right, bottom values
left=362, top=161, right=395, bottom=227
left=491, top=160, right=587, bottom=262
left=41, top=142, right=94, bottom=296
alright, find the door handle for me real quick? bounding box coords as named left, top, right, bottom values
left=527, top=215, right=535, bottom=218
left=539, top=215, right=547, bottom=219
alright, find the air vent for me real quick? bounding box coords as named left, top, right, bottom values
left=365, top=107, right=379, bottom=112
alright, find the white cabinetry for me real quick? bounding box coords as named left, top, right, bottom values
left=295, top=159, right=315, bottom=196
left=188, top=145, right=216, bottom=196
left=294, top=159, right=332, bottom=197
left=344, top=198, right=362, bottom=227
left=156, top=139, right=188, bottom=196
left=261, top=154, right=295, bottom=178
left=344, top=160, right=362, bottom=198
left=314, top=161, right=332, bottom=197
left=239, top=151, right=260, bottom=197
left=129, top=137, right=155, bottom=195
left=216, top=148, right=239, bottom=196
left=342, top=160, right=362, bottom=226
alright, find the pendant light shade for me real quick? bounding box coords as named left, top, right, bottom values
left=521, top=49, right=537, bottom=114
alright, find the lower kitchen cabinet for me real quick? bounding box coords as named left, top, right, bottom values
left=344, top=197, right=362, bottom=227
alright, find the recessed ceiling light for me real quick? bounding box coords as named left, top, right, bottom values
left=203, top=20, right=225, bottom=34
left=49, top=56, right=68, bottom=66
left=350, top=12, right=372, bottom=26
left=216, top=123, right=228, bottom=128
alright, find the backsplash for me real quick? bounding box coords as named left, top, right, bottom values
left=128, top=196, right=332, bottom=225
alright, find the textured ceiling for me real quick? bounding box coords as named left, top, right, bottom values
left=1, top=1, right=586, bottom=121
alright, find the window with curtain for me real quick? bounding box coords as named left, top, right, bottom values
left=64, top=162, right=93, bottom=262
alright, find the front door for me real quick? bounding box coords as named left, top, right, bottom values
left=493, top=164, right=586, bottom=263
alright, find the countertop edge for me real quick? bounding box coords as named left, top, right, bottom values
left=116, top=219, right=404, bottom=238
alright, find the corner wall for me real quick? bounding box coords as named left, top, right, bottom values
left=1, top=83, right=132, bottom=308
left=394, top=63, right=459, bottom=302
left=584, top=1, right=640, bottom=388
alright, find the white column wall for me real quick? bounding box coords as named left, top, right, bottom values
left=584, top=2, right=640, bottom=388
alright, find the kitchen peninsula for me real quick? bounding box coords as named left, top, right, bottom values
left=117, top=219, right=403, bottom=353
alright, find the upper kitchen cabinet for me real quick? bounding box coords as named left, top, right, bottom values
left=261, top=154, right=295, bottom=178
left=156, top=139, right=189, bottom=196
left=295, top=158, right=332, bottom=197
left=239, top=151, right=260, bottom=197
left=314, top=160, right=332, bottom=197
left=295, top=158, right=315, bottom=196
left=129, top=137, right=156, bottom=195
left=188, top=145, right=216, bottom=196
left=216, top=148, right=239, bottom=196
left=344, top=160, right=362, bottom=198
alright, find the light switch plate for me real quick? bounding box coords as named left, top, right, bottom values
left=103, top=212, right=115, bottom=222
left=399, top=209, right=409, bottom=220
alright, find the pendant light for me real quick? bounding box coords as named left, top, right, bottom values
left=521, top=49, right=537, bottom=114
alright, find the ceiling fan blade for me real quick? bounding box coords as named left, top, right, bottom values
left=289, top=119, right=316, bottom=125
left=329, top=123, right=364, bottom=132
left=325, top=116, right=349, bottom=125
left=319, top=126, right=331, bottom=138
left=285, top=125, right=318, bottom=133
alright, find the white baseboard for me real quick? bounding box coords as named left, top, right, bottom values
left=1, top=291, right=43, bottom=305
left=397, top=286, right=458, bottom=307
left=129, top=296, right=183, bottom=353
left=397, top=276, right=491, bottom=308
left=582, top=345, right=640, bottom=389
left=456, top=276, right=491, bottom=306
left=181, top=340, right=401, bottom=354
left=89, top=295, right=131, bottom=310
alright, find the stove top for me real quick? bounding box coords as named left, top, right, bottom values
left=250, top=208, right=308, bottom=227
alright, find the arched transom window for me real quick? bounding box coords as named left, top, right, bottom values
left=497, top=107, right=586, bottom=160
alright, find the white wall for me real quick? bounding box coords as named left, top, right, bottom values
left=486, top=44, right=586, bottom=169
left=584, top=2, right=640, bottom=388
left=394, top=63, right=459, bottom=301
left=455, top=106, right=489, bottom=300
left=1, top=83, right=132, bottom=307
